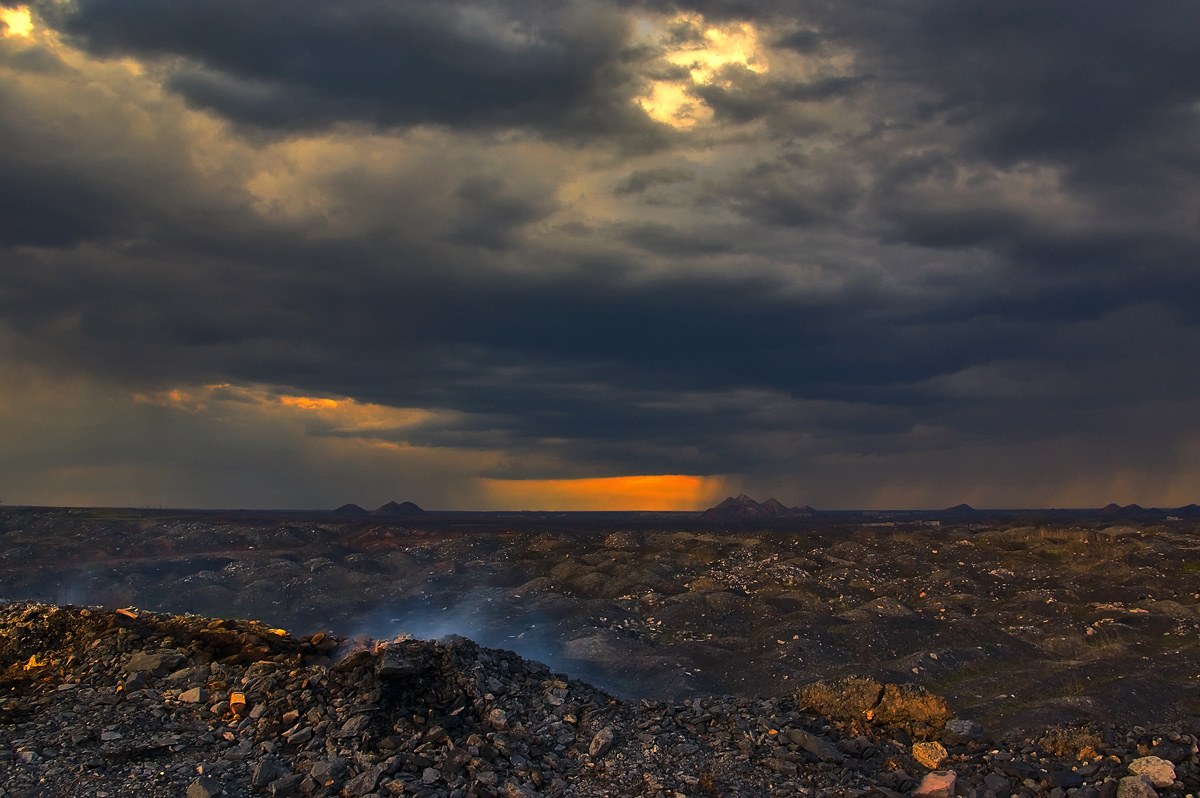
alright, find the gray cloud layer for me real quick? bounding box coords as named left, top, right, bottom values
left=2, top=0, right=1199, bottom=508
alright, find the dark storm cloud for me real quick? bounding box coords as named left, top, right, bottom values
left=724, top=160, right=861, bottom=229
left=36, top=254, right=1026, bottom=429
left=773, top=28, right=821, bottom=53
left=613, top=166, right=695, bottom=196
left=4, top=0, right=1200, bottom=506
left=619, top=222, right=733, bottom=255
left=814, top=1, right=1200, bottom=224
left=772, top=1, right=1200, bottom=339
left=845, top=1, right=1200, bottom=165
left=35, top=0, right=652, bottom=137
left=0, top=167, right=117, bottom=247
left=447, top=177, right=558, bottom=251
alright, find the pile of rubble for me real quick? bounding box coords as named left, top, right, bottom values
left=0, top=602, right=1197, bottom=798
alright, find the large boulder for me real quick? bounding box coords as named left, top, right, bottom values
left=869, top=683, right=952, bottom=728
left=798, top=677, right=952, bottom=731
left=798, top=677, right=884, bottom=720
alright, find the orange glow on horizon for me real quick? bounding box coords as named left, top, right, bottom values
left=480, top=474, right=727, bottom=511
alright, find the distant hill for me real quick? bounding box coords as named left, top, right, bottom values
left=331, top=503, right=369, bottom=516
left=1096, top=503, right=1200, bottom=520
left=371, top=501, right=425, bottom=517
left=941, top=503, right=977, bottom=516
left=1097, top=503, right=1154, bottom=519
left=701, top=495, right=814, bottom=520
left=1174, top=504, right=1200, bottom=519
left=759, top=498, right=793, bottom=516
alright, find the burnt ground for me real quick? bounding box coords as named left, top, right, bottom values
left=1, top=507, right=1199, bottom=739
left=2, top=601, right=1193, bottom=798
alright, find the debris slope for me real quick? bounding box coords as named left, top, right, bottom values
left=1, top=602, right=1197, bottom=798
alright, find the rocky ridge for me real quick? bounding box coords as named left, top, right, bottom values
left=2, top=602, right=1198, bottom=798
left=700, top=496, right=816, bottom=521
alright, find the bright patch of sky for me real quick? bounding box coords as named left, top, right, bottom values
left=636, top=13, right=767, bottom=128
left=1, top=6, right=32, bottom=37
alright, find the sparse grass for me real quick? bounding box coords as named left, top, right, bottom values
left=1082, top=627, right=1129, bottom=656
left=923, top=654, right=1032, bottom=695
left=1031, top=540, right=1094, bottom=561
left=1060, top=675, right=1089, bottom=696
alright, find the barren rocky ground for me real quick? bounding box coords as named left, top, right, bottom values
left=0, top=602, right=1196, bottom=798
left=1, top=507, right=1200, bottom=796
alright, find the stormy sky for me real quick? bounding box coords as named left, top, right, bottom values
left=2, top=1, right=1199, bottom=510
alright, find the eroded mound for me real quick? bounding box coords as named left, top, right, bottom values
left=1, top=602, right=1198, bottom=798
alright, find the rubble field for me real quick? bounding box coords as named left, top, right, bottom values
left=0, top=602, right=1197, bottom=798
left=1, top=508, right=1200, bottom=795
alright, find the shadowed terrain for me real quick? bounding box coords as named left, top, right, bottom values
left=2, top=507, right=1199, bottom=738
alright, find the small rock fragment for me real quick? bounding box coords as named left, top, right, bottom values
left=333, top=649, right=373, bottom=673
left=1128, top=756, right=1176, bottom=788
left=503, top=780, right=536, bottom=798
left=269, top=773, right=303, bottom=797
left=912, top=770, right=956, bottom=798
left=984, top=773, right=1012, bottom=794
left=251, top=758, right=287, bottom=788
left=442, top=747, right=472, bottom=774
left=1051, top=766, right=1085, bottom=789
left=943, top=719, right=983, bottom=743
left=127, top=650, right=186, bottom=676
left=344, top=764, right=386, bottom=796
left=309, top=757, right=347, bottom=787
left=1117, top=775, right=1158, bottom=798
left=179, top=686, right=207, bottom=703
left=187, top=775, right=224, bottom=798
left=339, top=714, right=373, bottom=736
left=378, top=643, right=431, bottom=678
left=285, top=726, right=313, bottom=746
left=589, top=727, right=615, bottom=758
left=786, top=728, right=844, bottom=763
left=912, top=741, right=948, bottom=769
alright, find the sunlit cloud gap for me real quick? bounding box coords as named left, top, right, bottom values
left=636, top=13, right=767, bottom=128
left=133, top=384, right=437, bottom=434
left=0, top=7, right=32, bottom=37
